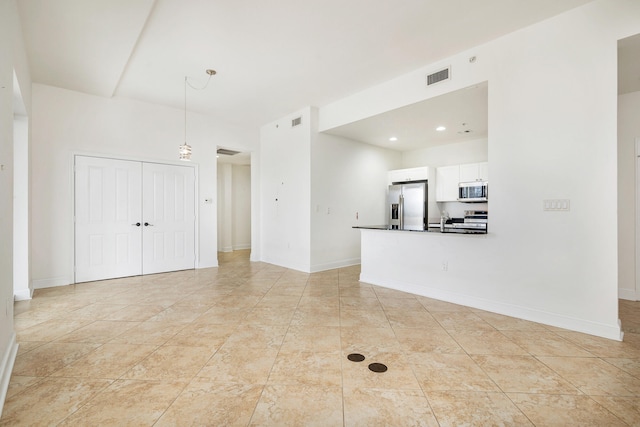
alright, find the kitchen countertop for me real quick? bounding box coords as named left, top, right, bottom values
left=352, top=225, right=487, bottom=234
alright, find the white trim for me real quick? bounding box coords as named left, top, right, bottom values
left=13, top=288, right=32, bottom=301
left=233, top=244, right=251, bottom=251
left=310, top=258, right=361, bottom=273
left=635, top=138, right=640, bottom=302
left=0, top=333, right=18, bottom=418
left=360, top=274, right=623, bottom=341
left=619, top=288, right=638, bottom=301
left=32, top=276, right=71, bottom=290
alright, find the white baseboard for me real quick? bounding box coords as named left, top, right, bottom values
left=0, top=333, right=18, bottom=418
left=13, top=288, right=32, bottom=301
left=233, top=244, right=251, bottom=251
left=310, top=258, right=361, bottom=273
left=360, top=274, right=623, bottom=341
left=619, top=288, right=637, bottom=301
left=32, top=276, right=71, bottom=290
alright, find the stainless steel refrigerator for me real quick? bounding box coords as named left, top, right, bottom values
left=388, top=181, right=427, bottom=231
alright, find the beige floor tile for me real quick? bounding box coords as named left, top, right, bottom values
left=290, top=306, right=341, bottom=326
left=223, top=324, right=288, bottom=349
left=241, top=307, right=297, bottom=325
left=12, top=342, right=101, bottom=377
left=17, top=318, right=93, bottom=342
left=426, top=391, right=533, bottom=426
left=268, top=350, right=342, bottom=387
left=418, top=297, right=470, bottom=312
left=412, top=353, right=500, bottom=392
left=474, top=311, right=548, bottom=331
left=6, top=251, right=640, bottom=426
left=343, top=387, right=439, bottom=427
left=396, top=327, right=465, bottom=356
left=385, top=308, right=441, bottom=329
left=556, top=330, right=640, bottom=358
left=377, top=297, right=425, bottom=311
left=448, top=330, right=529, bottom=355
left=538, top=356, right=640, bottom=396
left=341, top=326, right=401, bottom=354
left=501, top=330, right=595, bottom=357
left=122, top=344, right=214, bottom=381
left=55, top=320, right=140, bottom=343
left=280, top=325, right=342, bottom=352
left=155, top=380, right=264, bottom=427
left=604, top=357, right=640, bottom=377
left=197, top=346, right=279, bottom=384
left=101, top=304, right=166, bottom=321
left=340, top=307, right=391, bottom=328
left=57, top=379, right=187, bottom=426
left=342, top=351, right=422, bottom=390
left=164, top=322, right=234, bottom=351
left=50, top=343, right=157, bottom=379
left=4, top=375, right=42, bottom=399
left=249, top=384, right=343, bottom=426
left=431, top=311, right=496, bottom=332
left=108, top=320, right=186, bottom=345
left=0, top=377, right=112, bottom=427
left=590, top=395, right=640, bottom=425
left=472, top=355, right=581, bottom=394
left=509, top=393, right=627, bottom=426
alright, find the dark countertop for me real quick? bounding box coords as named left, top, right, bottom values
left=353, top=225, right=487, bottom=234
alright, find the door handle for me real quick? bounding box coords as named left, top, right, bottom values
left=132, top=222, right=141, bottom=226
left=144, top=222, right=154, bottom=226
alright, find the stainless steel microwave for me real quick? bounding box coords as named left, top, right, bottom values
left=458, top=181, right=488, bottom=202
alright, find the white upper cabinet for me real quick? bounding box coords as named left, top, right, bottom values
left=435, top=165, right=460, bottom=202
left=459, top=162, right=488, bottom=182
left=388, top=167, right=429, bottom=184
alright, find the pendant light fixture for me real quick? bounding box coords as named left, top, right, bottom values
left=179, top=69, right=216, bottom=161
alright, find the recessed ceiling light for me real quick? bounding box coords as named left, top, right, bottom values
left=436, top=126, right=446, bottom=132
left=389, top=137, right=398, bottom=142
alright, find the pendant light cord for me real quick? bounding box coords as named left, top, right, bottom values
left=184, top=72, right=214, bottom=142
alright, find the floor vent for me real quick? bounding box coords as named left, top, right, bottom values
left=426, top=66, right=450, bottom=87
left=217, top=148, right=240, bottom=156
left=291, top=116, right=302, bottom=127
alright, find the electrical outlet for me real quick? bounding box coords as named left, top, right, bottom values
left=442, top=261, right=448, bottom=271
left=543, top=199, right=570, bottom=211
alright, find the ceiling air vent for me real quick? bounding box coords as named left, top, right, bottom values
left=291, top=116, right=302, bottom=127
left=426, top=66, right=451, bottom=87
left=217, top=148, right=240, bottom=156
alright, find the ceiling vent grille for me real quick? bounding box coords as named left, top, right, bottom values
left=291, top=116, right=302, bottom=127
left=217, top=148, right=241, bottom=156
left=426, top=66, right=450, bottom=87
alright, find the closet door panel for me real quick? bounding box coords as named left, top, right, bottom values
left=75, top=156, right=142, bottom=282
left=142, top=162, right=195, bottom=275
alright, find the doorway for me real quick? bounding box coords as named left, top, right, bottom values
left=74, top=155, right=196, bottom=283
left=217, top=150, right=251, bottom=254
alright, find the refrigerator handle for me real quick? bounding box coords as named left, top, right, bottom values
left=399, top=194, right=404, bottom=230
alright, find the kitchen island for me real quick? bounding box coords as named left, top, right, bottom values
left=354, top=226, right=495, bottom=314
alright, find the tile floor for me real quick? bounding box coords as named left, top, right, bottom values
left=2, top=250, right=640, bottom=426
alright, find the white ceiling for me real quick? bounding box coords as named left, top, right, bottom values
left=17, top=0, right=595, bottom=133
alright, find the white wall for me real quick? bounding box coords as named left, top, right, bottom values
left=0, top=0, right=31, bottom=415
left=259, top=107, right=312, bottom=271
left=13, top=114, right=30, bottom=301
left=30, top=84, right=258, bottom=288
left=401, top=138, right=488, bottom=168
left=232, top=164, right=251, bottom=250
left=310, top=109, right=401, bottom=271
left=317, top=0, right=640, bottom=339
left=217, top=163, right=251, bottom=252
left=618, top=90, right=640, bottom=300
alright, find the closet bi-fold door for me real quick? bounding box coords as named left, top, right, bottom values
left=75, top=156, right=196, bottom=283
left=75, top=156, right=143, bottom=283
left=141, top=162, right=196, bottom=275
